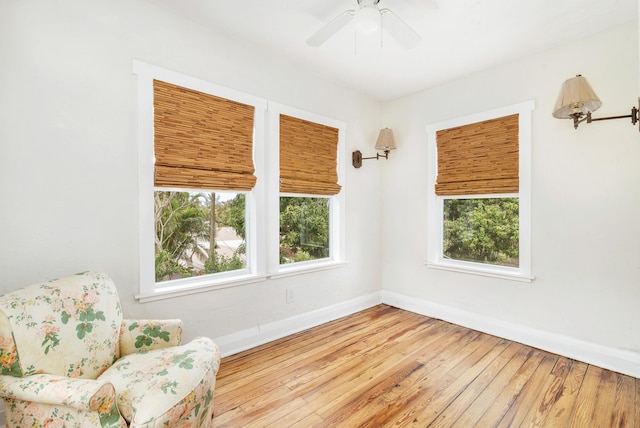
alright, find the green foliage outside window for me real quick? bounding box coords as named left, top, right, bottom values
left=154, top=192, right=331, bottom=281
left=216, top=194, right=246, bottom=240
left=279, top=197, right=330, bottom=264
left=443, top=198, right=519, bottom=267
left=154, top=191, right=246, bottom=282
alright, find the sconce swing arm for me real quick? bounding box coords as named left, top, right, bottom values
left=570, top=104, right=639, bottom=130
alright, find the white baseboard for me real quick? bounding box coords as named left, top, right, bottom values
left=215, top=292, right=383, bottom=357
left=382, top=290, right=640, bottom=378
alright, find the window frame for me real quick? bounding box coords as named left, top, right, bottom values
left=425, top=100, right=535, bottom=282
left=134, top=62, right=346, bottom=301
left=134, top=61, right=268, bottom=301
left=267, top=103, right=346, bottom=278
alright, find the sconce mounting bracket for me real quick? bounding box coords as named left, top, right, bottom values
left=352, top=150, right=391, bottom=168
left=352, top=150, right=363, bottom=168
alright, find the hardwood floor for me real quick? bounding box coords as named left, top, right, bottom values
left=212, top=305, right=638, bottom=427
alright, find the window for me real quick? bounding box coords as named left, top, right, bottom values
left=443, top=197, right=519, bottom=267
left=426, top=101, right=534, bottom=281
left=277, top=113, right=342, bottom=268
left=279, top=196, right=331, bottom=264
left=151, top=79, right=257, bottom=288
left=134, top=61, right=268, bottom=300
left=134, top=62, right=345, bottom=300
left=265, top=104, right=345, bottom=276
left=154, top=190, right=247, bottom=282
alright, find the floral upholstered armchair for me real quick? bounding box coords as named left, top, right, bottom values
left=0, top=271, right=221, bottom=427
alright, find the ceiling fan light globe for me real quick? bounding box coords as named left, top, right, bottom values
left=356, top=6, right=380, bottom=34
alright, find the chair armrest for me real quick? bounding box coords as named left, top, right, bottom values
left=119, top=319, right=183, bottom=356
left=0, top=374, right=117, bottom=413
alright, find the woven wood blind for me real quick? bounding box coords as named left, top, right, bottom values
left=153, top=80, right=256, bottom=191
left=279, top=114, right=341, bottom=195
left=435, top=114, right=519, bottom=196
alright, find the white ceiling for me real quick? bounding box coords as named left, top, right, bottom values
left=144, top=0, right=637, bottom=101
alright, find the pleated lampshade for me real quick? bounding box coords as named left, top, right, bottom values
left=374, top=128, right=397, bottom=151
left=552, top=75, right=602, bottom=119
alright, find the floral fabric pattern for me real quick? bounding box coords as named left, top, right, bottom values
left=1, top=373, right=114, bottom=411
left=0, top=272, right=221, bottom=428
left=99, top=337, right=220, bottom=427
left=119, top=319, right=183, bottom=356
left=4, top=398, right=127, bottom=428
left=0, top=313, right=21, bottom=377
left=0, top=271, right=122, bottom=379
left=0, top=374, right=127, bottom=427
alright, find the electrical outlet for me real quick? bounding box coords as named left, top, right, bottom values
left=286, top=288, right=294, bottom=304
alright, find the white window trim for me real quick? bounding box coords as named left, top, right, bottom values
left=133, top=60, right=268, bottom=301
left=133, top=61, right=347, bottom=302
left=267, top=102, right=347, bottom=276
left=425, top=100, right=535, bottom=282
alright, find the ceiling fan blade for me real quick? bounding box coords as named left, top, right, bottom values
left=306, top=10, right=356, bottom=47
left=380, top=8, right=421, bottom=49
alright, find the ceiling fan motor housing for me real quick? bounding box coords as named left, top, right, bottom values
left=306, top=0, right=421, bottom=49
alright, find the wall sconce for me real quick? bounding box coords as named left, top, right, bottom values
left=552, top=74, right=639, bottom=130
left=352, top=128, right=397, bottom=168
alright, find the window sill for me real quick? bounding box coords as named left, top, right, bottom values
left=425, top=260, right=534, bottom=283
left=269, top=260, right=348, bottom=280
left=136, top=273, right=268, bottom=303
left=136, top=261, right=348, bottom=302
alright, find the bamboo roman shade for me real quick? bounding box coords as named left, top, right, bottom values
left=279, top=114, right=341, bottom=196
left=435, top=114, right=519, bottom=196
left=153, top=80, right=256, bottom=191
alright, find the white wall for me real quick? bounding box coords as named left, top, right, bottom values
left=381, top=21, right=640, bottom=354
left=0, top=0, right=638, bottom=396
left=0, top=0, right=383, bottom=344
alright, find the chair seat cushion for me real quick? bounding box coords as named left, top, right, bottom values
left=98, top=337, right=219, bottom=427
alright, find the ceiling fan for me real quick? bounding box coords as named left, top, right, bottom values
left=306, top=0, right=421, bottom=49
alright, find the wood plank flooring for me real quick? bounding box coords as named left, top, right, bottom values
left=212, top=305, right=638, bottom=427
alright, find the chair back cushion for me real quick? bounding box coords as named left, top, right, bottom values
left=0, top=271, right=122, bottom=379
